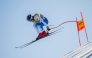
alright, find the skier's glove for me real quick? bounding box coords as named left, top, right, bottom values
left=46, top=26, right=51, bottom=31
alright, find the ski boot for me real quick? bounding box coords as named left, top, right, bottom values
left=36, top=31, right=48, bottom=40
left=42, top=31, right=48, bottom=37
left=36, top=32, right=43, bottom=40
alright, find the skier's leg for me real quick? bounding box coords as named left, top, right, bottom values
left=39, top=23, right=48, bottom=37
left=39, top=23, right=45, bottom=32
left=34, top=23, right=44, bottom=40
left=33, top=23, right=40, bottom=34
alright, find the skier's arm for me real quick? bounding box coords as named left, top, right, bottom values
left=40, top=14, right=44, bottom=19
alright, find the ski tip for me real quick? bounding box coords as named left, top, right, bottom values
left=15, top=47, right=22, bottom=49
left=15, top=47, right=19, bottom=48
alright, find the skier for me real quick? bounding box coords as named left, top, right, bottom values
left=27, top=13, right=50, bottom=40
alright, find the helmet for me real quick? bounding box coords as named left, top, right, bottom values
left=27, top=14, right=32, bottom=21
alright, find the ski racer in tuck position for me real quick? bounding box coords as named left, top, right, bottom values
left=27, top=13, right=51, bottom=40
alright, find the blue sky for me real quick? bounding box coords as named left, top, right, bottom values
left=0, top=0, right=92, bottom=58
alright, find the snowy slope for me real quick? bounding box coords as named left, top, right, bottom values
left=62, top=41, right=92, bottom=58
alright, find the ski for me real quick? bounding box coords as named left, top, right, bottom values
left=15, top=27, right=64, bottom=49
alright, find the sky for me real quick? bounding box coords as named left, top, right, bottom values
left=0, top=0, right=92, bottom=58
